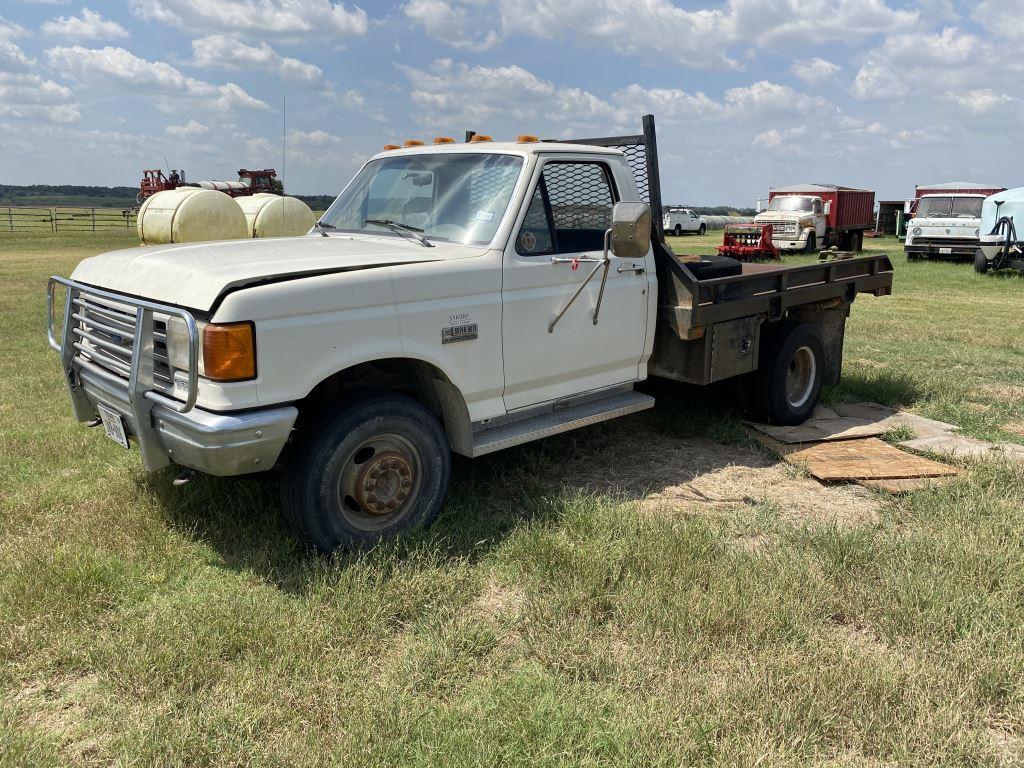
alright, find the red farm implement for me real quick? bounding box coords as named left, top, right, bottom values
left=717, top=223, right=780, bottom=262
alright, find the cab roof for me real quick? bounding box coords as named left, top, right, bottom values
left=369, top=141, right=623, bottom=162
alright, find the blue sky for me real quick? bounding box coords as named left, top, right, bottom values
left=1, top=0, right=1021, bottom=206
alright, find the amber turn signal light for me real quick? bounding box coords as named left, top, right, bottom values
left=433, top=136, right=456, bottom=144
left=382, top=144, right=400, bottom=150
left=516, top=134, right=539, bottom=143
left=202, top=322, right=256, bottom=381
left=469, top=134, right=492, bottom=143
left=403, top=139, right=425, bottom=147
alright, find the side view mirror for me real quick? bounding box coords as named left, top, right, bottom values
left=609, top=201, right=651, bottom=258
left=823, top=200, right=832, bottom=215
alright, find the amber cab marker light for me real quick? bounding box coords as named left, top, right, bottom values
left=203, top=322, right=256, bottom=382
left=469, top=134, right=492, bottom=143
left=517, top=134, right=539, bottom=143
left=403, top=139, right=425, bottom=147
left=382, top=144, right=400, bottom=151
left=433, top=136, right=456, bottom=144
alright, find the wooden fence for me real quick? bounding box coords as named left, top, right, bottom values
left=1, top=207, right=137, bottom=234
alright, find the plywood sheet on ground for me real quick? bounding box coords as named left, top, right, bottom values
left=747, top=402, right=958, bottom=444
left=900, top=435, right=1024, bottom=463
left=765, top=436, right=958, bottom=481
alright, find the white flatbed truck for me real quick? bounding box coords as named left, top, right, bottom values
left=48, top=115, right=894, bottom=551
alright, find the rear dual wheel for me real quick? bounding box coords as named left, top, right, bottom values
left=282, top=393, right=451, bottom=553
left=742, top=322, right=825, bottom=425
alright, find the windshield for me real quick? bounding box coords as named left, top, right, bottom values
left=951, top=196, right=983, bottom=218
left=319, top=153, right=523, bottom=245
left=768, top=196, right=813, bottom=212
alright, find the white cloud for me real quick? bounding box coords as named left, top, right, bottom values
left=165, top=119, right=209, bottom=138
left=42, top=8, right=130, bottom=41
left=45, top=45, right=270, bottom=113
left=791, top=57, right=841, bottom=86
left=400, top=59, right=831, bottom=142
left=130, top=0, right=368, bottom=40
left=753, top=125, right=807, bottom=148
left=191, top=35, right=322, bottom=85
left=0, top=70, right=80, bottom=124
left=0, top=16, right=34, bottom=72
left=405, top=0, right=916, bottom=70
left=947, top=89, right=1018, bottom=116
left=403, top=0, right=500, bottom=52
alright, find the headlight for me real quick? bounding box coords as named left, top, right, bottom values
left=165, top=318, right=256, bottom=382
left=912, top=227, right=922, bottom=236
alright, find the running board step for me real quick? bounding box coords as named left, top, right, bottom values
left=471, top=390, right=655, bottom=457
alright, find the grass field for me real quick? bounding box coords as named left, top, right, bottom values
left=2, top=230, right=1024, bottom=766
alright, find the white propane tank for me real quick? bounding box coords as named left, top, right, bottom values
left=197, top=180, right=248, bottom=194
left=236, top=193, right=316, bottom=238
left=137, top=188, right=247, bottom=244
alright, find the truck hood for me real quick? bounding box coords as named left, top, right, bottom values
left=753, top=211, right=812, bottom=226
left=71, top=234, right=484, bottom=311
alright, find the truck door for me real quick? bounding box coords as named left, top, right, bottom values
left=500, top=158, right=651, bottom=411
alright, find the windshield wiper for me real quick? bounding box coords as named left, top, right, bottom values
left=364, top=218, right=434, bottom=248
left=313, top=220, right=336, bottom=237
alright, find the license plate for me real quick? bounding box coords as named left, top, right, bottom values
left=96, top=403, right=129, bottom=449
left=940, top=247, right=952, bottom=255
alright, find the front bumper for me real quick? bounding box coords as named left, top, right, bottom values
left=78, top=366, right=297, bottom=476
left=48, top=275, right=296, bottom=477
left=904, top=242, right=978, bottom=260
left=773, top=233, right=806, bottom=250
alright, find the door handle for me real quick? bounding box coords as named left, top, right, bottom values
left=616, top=263, right=646, bottom=275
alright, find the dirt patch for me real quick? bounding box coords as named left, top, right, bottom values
left=979, top=385, right=1024, bottom=402
left=986, top=714, right=1023, bottom=763
left=472, top=579, right=525, bottom=619
left=827, top=614, right=890, bottom=656
left=1003, top=422, right=1024, bottom=438
left=15, top=671, right=105, bottom=761
left=546, top=425, right=880, bottom=527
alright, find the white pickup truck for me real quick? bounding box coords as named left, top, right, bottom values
left=663, top=207, right=707, bottom=236
left=48, top=116, right=894, bottom=552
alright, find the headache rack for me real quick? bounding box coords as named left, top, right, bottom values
left=562, top=115, right=893, bottom=336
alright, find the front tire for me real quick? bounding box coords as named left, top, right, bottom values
left=698, top=223, right=707, bottom=235
left=674, top=224, right=682, bottom=236
left=804, top=231, right=817, bottom=254
left=282, top=393, right=451, bottom=552
left=742, top=322, right=825, bottom=425
left=974, top=249, right=990, bottom=274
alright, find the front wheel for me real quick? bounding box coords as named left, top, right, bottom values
left=742, top=322, right=825, bottom=425
left=698, top=223, right=707, bottom=235
left=974, top=249, right=990, bottom=274
left=804, top=231, right=817, bottom=254
left=674, top=224, right=682, bottom=236
left=282, top=393, right=451, bottom=552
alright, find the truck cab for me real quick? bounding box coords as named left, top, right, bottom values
left=904, top=194, right=984, bottom=261
left=48, top=116, right=893, bottom=553
left=754, top=195, right=826, bottom=252
left=663, top=207, right=707, bottom=236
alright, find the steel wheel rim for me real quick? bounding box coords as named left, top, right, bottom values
left=785, top=346, right=816, bottom=409
left=337, top=432, right=423, bottom=532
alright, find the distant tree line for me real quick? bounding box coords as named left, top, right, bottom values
left=0, top=184, right=140, bottom=208
left=666, top=204, right=758, bottom=216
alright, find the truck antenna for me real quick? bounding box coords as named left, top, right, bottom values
left=281, top=96, right=286, bottom=189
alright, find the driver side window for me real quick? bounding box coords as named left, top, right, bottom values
left=516, top=161, right=617, bottom=256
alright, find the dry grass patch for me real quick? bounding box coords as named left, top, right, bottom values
left=543, top=426, right=880, bottom=528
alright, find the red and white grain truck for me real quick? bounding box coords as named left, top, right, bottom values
left=754, top=184, right=875, bottom=253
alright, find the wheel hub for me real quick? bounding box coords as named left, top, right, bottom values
left=353, top=451, right=414, bottom=516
